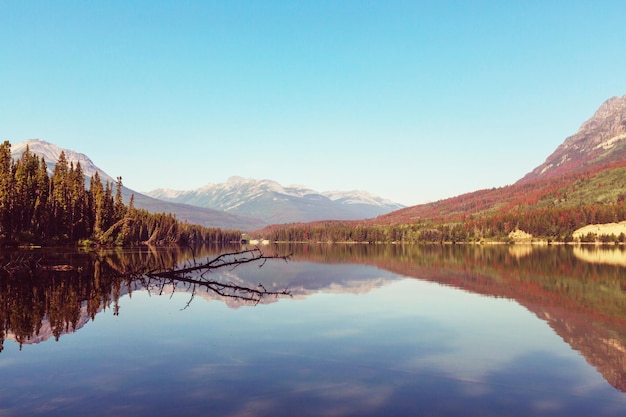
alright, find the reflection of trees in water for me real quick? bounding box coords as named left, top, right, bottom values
left=0, top=245, right=285, bottom=352
left=2, top=243, right=625, bottom=392
left=281, top=243, right=626, bottom=392
left=281, top=243, right=626, bottom=320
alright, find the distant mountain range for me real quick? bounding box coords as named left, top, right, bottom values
left=147, top=177, right=404, bottom=224
left=10, top=139, right=403, bottom=230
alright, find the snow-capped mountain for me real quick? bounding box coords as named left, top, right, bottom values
left=11, top=139, right=115, bottom=182
left=147, top=176, right=404, bottom=224
left=321, top=190, right=405, bottom=218
left=10, top=140, right=264, bottom=231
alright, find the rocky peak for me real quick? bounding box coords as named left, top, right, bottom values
left=577, top=95, right=626, bottom=134
left=519, top=94, right=626, bottom=183
left=11, top=138, right=115, bottom=182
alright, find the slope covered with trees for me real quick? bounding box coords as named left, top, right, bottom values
left=257, top=95, right=626, bottom=243
left=0, top=141, right=240, bottom=246
left=259, top=165, right=626, bottom=244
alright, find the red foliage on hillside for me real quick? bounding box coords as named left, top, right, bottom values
left=367, top=158, right=626, bottom=226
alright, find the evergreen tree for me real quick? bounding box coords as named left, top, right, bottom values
left=0, top=141, right=14, bottom=239
left=103, top=180, right=114, bottom=233
left=12, top=146, right=41, bottom=239
left=68, top=162, right=88, bottom=241
left=89, top=171, right=105, bottom=239
left=33, top=157, right=50, bottom=238
left=114, top=176, right=126, bottom=222
left=50, top=151, right=70, bottom=239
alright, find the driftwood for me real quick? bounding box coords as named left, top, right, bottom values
left=144, top=247, right=292, bottom=307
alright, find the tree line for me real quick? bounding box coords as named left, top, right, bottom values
left=264, top=201, right=626, bottom=244
left=0, top=141, right=240, bottom=246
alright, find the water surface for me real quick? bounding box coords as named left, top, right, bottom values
left=0, top=244, right=625, bottom=416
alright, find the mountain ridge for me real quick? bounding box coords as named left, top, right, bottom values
left=519, top=94, right=626, bottom=184
left=146, top=176, right=404, bottom=224
left=11, top=138, right=115, bottom=182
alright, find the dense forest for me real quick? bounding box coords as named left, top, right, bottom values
left=262, top=201, right=626, bottom=244
left=0, top=141, right=240, bottom=246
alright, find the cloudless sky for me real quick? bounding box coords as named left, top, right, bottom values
left=2, top=0, right=626, bottom=206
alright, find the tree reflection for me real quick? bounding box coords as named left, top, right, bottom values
left=1, top=243, right=625, bottom=393
left=0, top=245, right=289, bottom=352
left=279, top=243, right=626, bottom=392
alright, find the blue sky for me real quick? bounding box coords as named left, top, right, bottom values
left=2, top=1, right=626, bottom=206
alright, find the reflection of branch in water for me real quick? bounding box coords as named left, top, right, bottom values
left=0, top=247, right=292, bottom=350
left=144, top=248, right=292, bottom=307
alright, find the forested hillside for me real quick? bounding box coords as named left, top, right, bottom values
left=257, top=95, right=626, bottom=244
left=0, top=141, right=239, bottom=246
left=259, top=165, right=626, bottom=244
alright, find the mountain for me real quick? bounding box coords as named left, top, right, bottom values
left=10, top=139, right=264, bottom=231
left=520, top=94, right=626, bottom=183
left=11, top=139, right=115, bottom=182
left=147, top=176, right=404, bottom=224
left=321, top=190, right=405, bottom=218
left=368, top=95, right=626, bottom=226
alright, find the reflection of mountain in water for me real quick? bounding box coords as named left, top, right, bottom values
left=0, top=245, right=397, bottom=349
left=281, top=243, right=626, bottom=392
left=142, top=262, right=397, bottom=309
left=5, top=305, right=92, bottom=345
left=1, top=243, right=625, bottom=393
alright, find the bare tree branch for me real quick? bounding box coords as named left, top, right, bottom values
left=145, top=247, right=292, bottom=305
left=148, top=247, right=289, bottom=278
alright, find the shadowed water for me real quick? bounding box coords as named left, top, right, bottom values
left=0, top=244, right=625, bottom=416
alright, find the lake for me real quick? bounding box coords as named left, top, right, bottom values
left=1, top=244, right=625, bottom=416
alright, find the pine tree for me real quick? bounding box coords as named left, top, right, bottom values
left=12, top=145, right=40, bottom=238
left=89, top=171, right=105, bottom=239
left=103, top=180, right=114, bottom=233
left=68, top=162, right=88, bottom=241
left=114, top=176, right=126, bottom=222
left=33, top=157, right=50, bottom=238
left=50, top=151, right=70, bottom=239
left=0, top=141, right=14, bottom=239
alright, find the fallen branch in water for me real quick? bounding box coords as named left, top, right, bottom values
left=147, top=247, right=289, bottom=278
left=144, top=247, right=292, bottom=306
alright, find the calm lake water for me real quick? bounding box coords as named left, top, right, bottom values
left=1, top=244, right=625, bottom=416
